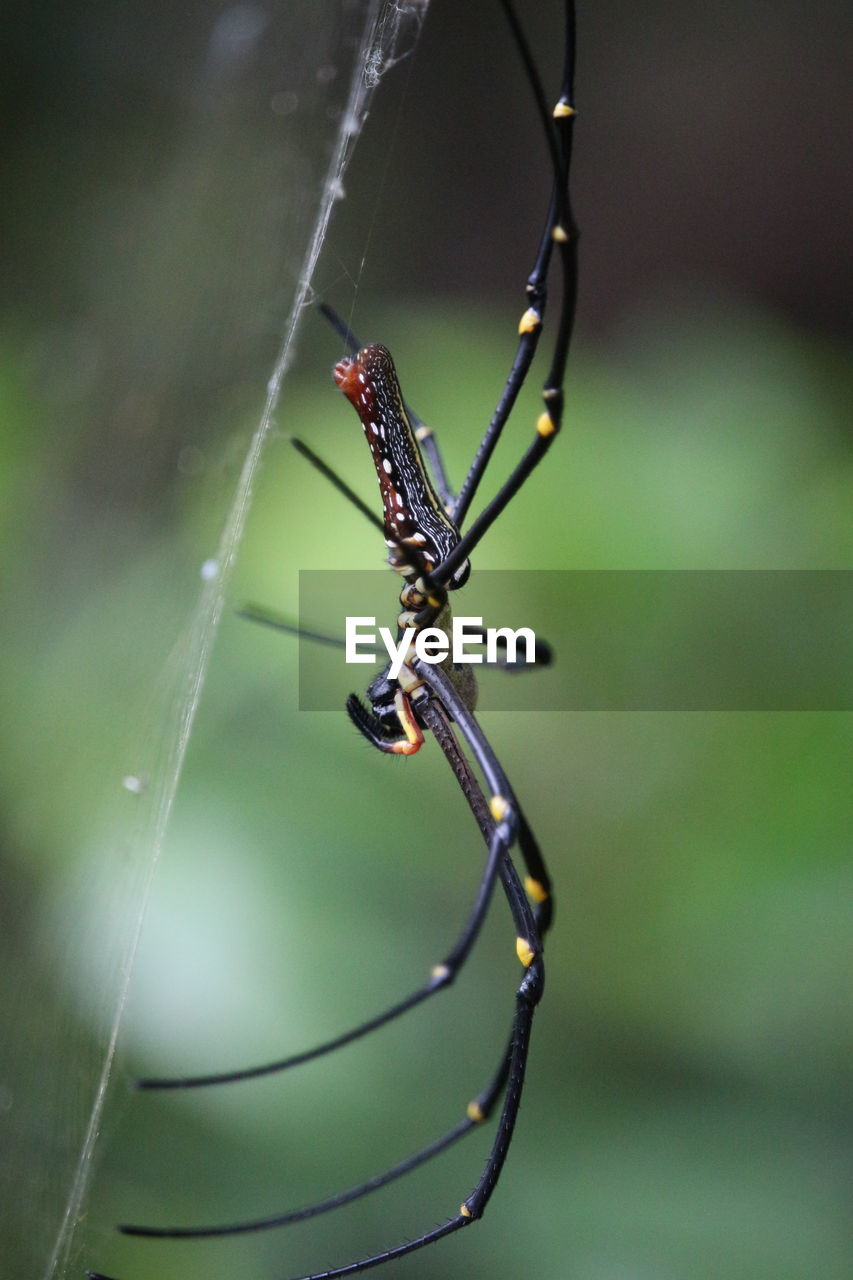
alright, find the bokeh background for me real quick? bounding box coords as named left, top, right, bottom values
left=1, top=2, right=850, bottom=1279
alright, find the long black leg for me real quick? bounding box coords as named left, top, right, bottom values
left=91, top=1035, right=530, bottom=1278
left=416, top=662, right=554, bottom=942
left=451, top=0, right=576, bottom=525
left=237, top=604, right=345, bottom=649
left=119, top=1111, right=482, bottom=1239
left=294, top=807, right=545, bottom=1277
left=92, top=676, right=547, bottom=1278
left=273, top=693, right=545, bottom=1276
left=318, top=300, right=360, bottom=355
left=111, top=698, right=538, bottom=1250
left=136, top=767, right=513, bottom=1090
left=290, top=437, right=386, bottom=536
left=432, top=0, right=577, bottom=585
left=415, top=667, right=546, bottom=1223
left=254, top=682, right=546, bottom=1278
left=415, top=664, right=554, bottom=937
left=122, top=942, right=518, bottom=1243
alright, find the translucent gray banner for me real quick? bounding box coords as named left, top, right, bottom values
left=296, top=571, right=851, bottom=712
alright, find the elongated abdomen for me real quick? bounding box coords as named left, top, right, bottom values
left=333, top=344, right=468, bottom=586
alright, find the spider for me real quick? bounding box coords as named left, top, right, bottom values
left=88, top=1, right=577, bottom=1276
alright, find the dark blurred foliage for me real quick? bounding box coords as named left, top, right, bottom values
left=0, top=3, right=850, bottom=1280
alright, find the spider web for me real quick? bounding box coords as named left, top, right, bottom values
left=19, top=4, right=431, bottom=1278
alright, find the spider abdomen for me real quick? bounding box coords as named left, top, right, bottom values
left=334, top=344, right=470, bottom=587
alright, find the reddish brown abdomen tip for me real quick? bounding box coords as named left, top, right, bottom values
left=333, top=357, right=358, bottom=395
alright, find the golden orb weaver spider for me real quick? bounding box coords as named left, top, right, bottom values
left=88, top=1, right=577, bottom=1276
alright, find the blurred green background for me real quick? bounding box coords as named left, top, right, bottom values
left=1, top=2, right=850, bottom=1279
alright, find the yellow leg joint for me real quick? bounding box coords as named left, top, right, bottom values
left=431, top=962, right=450, bottom=981
left=537, top=411, right=557, bottom=438
left=518, top=306, right=541, bottom=335
left=467, top=1100, right=485, bottom=1124
left=524, top=875, right=549, bottom=904
left=415, top=424, right=433, bottom=441
left=516, top=936, right=535, bottom=967
left=460, top=1203, right=473, bottom=1218
left=551, top=223, right=569, bottom=243
left=553, top=100, right=576, bottom=119
left=490, top=794, right=509, bottom=822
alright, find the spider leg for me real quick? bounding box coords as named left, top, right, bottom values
left=237, top=603, right=346, bottom=649
left=290, top=437, right=386, bottom=536
left=117, top=693, right=531, bottom=1246
left=414, top=665, right=547, bottom=1221
left=260, top=680, right=546, bottom=1278
left=411, top=419, right=455, bottom=513
left=318, top=300, right=360, bottom=355
left=96, top=669, right=548, bottom=1277
left=290, top=431, right=441, bottom=585
left=135, top=718, right=516, bottom=1091
left=120, top=1030, right=516, bottom=1241
left=141, top=670, right=548, bottom=1093
left=416, top=662, right=554, bottom=940
left=430, top=0, right=577, bottom=586
left=91, top=1029, right=529, bottom=1277
left=346, top=690, right=424, bottom=755
left=119, top=1118, right=479, bottom=1240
